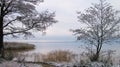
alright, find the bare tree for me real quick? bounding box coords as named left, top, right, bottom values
left=72, top=0, right=120, bottom=61
left=0, top=0, right=57, bottom=58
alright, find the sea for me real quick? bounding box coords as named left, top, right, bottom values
left=6, top=40, right=120, bottom=57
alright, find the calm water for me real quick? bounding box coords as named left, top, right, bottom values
left=21, top=40, right=120, bottom=57
left=6, top=40, right=120, bottom=57
left=29, top=40, right=86, bottom=54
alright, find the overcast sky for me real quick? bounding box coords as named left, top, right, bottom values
left=7, top=0, right=120, bottom=41
left=32, top=0, right=120, bottom=40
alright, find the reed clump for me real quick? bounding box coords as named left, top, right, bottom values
left=42, top=50, right=73, bottom=62
left=4, top=42, right=35, bottom=50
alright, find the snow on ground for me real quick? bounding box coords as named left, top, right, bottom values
left=0, top=61, right=42, bottom=67
left=0, top=61, right=120, bottom=67
left=47, top=62, right=120, bottom=67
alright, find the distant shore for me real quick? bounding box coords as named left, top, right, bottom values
left=4, top=42, right=35, bottom=50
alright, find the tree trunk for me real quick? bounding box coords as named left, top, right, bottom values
left=93, top=43, right=102, bottom=61
left=94, top=51, right=99, bottom=61
left=0, top=16, right=4, bottom=58
left=94, top=40, right=103, bottom=61
left=92, top=41, right=100, bottom=61
left=91, top=50, right=100, bottom=61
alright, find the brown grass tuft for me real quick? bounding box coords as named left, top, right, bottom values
left=4, top=42, right=35, bottom=50
left=42, top=50, right=73, bottom=62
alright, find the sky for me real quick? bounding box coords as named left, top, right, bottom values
left=34, top=0, right=99, bottom=40
left=6, top=0, right=120, bottom=41
left=34, top=0, right=120, bottom=41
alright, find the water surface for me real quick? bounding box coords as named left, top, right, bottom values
left=6, top=40, right=120, bottom=57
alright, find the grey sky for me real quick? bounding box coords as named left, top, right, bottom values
left=32, top=0, right=120, bottom=40
left=7, top=0, right=120, bottom=41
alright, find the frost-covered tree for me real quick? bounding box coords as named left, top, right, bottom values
left=72, top=0, right=120, bottom=61
left=0, top=0, right=57, bottom=58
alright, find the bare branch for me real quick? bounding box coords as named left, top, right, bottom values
left=72, top=0, right=120, bottom=61
left=3, top=18, right=17, bottom=28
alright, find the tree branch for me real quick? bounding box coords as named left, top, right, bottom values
left=3, top=18, right=17, bottom=28
left=3, top=27, right=33, bottom=36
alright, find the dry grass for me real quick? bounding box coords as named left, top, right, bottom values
left=4, top=42, right=35, bottom=50
left=42, top=50, right=73, bottom=62
left=2, top=42, right=35, bottom=60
